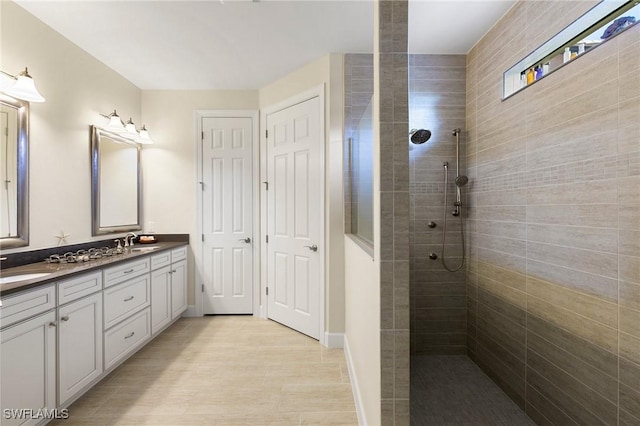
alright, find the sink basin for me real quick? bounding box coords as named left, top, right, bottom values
left=0, top=273, right=52, bottom=285
left=130, top=246, right=161, bottom=252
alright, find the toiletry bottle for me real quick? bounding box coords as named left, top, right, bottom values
left=578, top=42, right=585, bottom=55
left=571, top=50, right=578, bottom=60
left=543, top=63, right=550, bottom=75
left=520, top=71, right=527, bottom=88
left=535, top=66, right=543, bottom=80
left=563, top=47, right=571, bottom=63
left=526, top=67, right=535, bottom=84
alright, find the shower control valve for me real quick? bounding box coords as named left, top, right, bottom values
left=428, top=221, right=437, bottom=229
left=429, top=253, right=438, bottom=260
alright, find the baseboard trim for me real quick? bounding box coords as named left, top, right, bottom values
left=325, top=332, right=344, bottom=349
left=344, top=335, right=366, bottom=426
left=184, top=305, right=198, bottom=317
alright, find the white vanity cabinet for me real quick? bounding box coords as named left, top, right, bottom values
left=170, top=247, right=187, bottom=319
left=0, top=286, right=57, bottom=426
left=56, top=272, right=103, bottom=407
left=151, top=246, right=187, bottom=334
left=102, top=258, right=151, bottom=372
left=0, top=242, right=188, bottom=424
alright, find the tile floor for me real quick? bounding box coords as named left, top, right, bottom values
left=411, top=355, right=535, bottom=425
left=52, top=316, right=358, bottom=426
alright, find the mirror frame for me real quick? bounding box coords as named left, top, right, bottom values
left=90, top=125, right=142, bottom=235
left=0, top=94, right=29, bottom=249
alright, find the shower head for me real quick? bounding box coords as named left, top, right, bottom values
left=409, top=128, right=432, bottom=144
left=455, top=175, right=469, bottom=187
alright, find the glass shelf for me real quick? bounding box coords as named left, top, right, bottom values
left=503, top=0, right=640, bottom=99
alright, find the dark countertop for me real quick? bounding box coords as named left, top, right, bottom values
left=0, top=241, right=188, bottom=297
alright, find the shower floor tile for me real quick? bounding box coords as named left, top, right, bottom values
left=411, top=355, right=535, bottom=425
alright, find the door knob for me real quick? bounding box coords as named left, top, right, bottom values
left=238, top=237, right=251, bottom=244
left=304, top=244, right=318, bottom=252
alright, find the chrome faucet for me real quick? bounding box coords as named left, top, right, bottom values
left=124, top=232, right=138, bottom=248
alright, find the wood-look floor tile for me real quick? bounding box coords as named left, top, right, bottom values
left=57, top=317, right=356, bottom=425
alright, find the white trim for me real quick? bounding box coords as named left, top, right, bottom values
left=260, top=84, right=326, bottom=344
left=344, top=335, right=366, bottom=426
left=194, top=109, right=260, bottom=317
left=324, top=332, right=344, bottom=349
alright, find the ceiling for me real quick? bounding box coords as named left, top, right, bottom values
left=15, top=0, right=515, bottom=90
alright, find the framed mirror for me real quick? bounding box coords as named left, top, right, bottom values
left=0, top=94, right=29, bottom=249
left=91, top=125, right=142, bottom=235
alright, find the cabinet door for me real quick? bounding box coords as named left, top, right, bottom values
left=170, top=259, right=187, bottom=319
left=151, top=266, right=171, bottom=334
left=58, top=292, right=103, bottom=406
left=0, top=311, right=56, bottom=426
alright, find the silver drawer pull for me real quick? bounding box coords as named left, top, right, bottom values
left=60, top=316, right=70, bottom=322
left=123, top=268, right=135, bottom=274
left=124, top=332, right=135, bottom=339
left=124, top=296, right=134, bottom=302
left=49, top=322, right=57, bottom=327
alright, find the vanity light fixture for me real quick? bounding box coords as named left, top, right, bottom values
left=136, top=124, right=154, bottom=145
left=98, top=110, right=154, bottom=145
left=102, top=110, right=126, bottom=133
left=0, top=67, right=46, bottom=103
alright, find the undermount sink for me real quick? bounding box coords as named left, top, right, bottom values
left=130, top=246, right=161, bottom=252
left=0, top=273, right=52, bottom=285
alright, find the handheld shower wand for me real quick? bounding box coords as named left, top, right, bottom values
left=441, top=129, right=467, bottom=272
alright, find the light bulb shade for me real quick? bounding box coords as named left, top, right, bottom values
left=125, top=118, right=138, bottom=135
left=105, top=113, right=125, bottom=133
left=137, top=125, right=154, bottom=144
left=5, top=74, right=45, bottom=103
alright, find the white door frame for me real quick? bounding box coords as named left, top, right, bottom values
left=195, top=110, right=260, bottom=317
left=260, top=85, right=326, bottom=345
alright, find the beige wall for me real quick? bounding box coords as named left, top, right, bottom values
left=1, top=1, right=141, bottom=253
left=466, top=1, right=640, bottom=423
left=344, top=236, right=380, bottom=426
left=141, top=90, right=258, bottom=305
left=259, top=54, right=346, bottom=335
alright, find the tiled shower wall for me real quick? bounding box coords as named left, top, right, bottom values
left=409, top=54, right=467, bottom=354
left=466, top=1, right=640, bottom=424
left=377, top=0, right=410, bottom=423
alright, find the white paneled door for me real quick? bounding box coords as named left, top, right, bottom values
left=266, top=96, right=321, bottom=339
left=202, top=117, right=254, bottom=314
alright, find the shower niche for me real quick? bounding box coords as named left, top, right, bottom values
left=503, top=0, right=640, bottom=98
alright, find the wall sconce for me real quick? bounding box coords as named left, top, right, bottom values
left=0, top=67, right=46, bottom=103
left=98, top=110, right=154, bottom=144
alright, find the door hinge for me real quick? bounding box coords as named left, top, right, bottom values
left=201, top=131, right=204, bottom=141
left=201, top=234, right=204, bottom=242
left=266, top=235, right=269, bottom=243
left=265, top=129, right=268, bottom=138
left=201, top=284, right=205, bottom=293
left=266, top=286, right=269, bottom=296
left=263, top=181, right=268, bottom=191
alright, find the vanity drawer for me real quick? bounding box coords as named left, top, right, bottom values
left=171, top=246, right=187, bottom=263
left=104, top=307, right=150, bottom=370
left=103, top=258, right=150, bottom=288
left=104, top=276, right=150, bottom=329
left=150, top=251, right=171, bottom=270
left=58, top=271, right=102, bottom=305
left=0, top=284, right=56, bottom=329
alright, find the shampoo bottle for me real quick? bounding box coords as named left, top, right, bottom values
left=563, top=47, right=571, bottom=63
left=526, top=68, right=535, bottom=84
